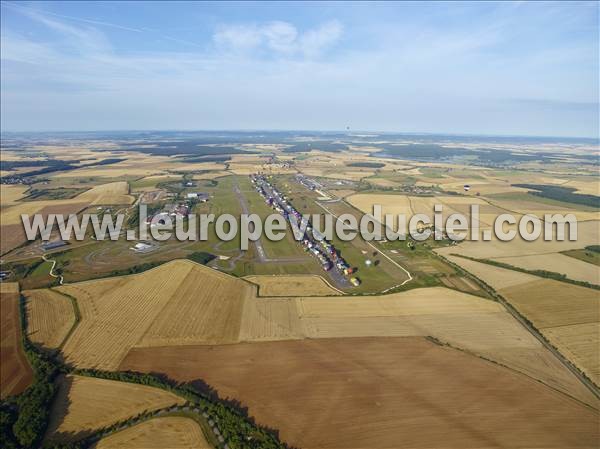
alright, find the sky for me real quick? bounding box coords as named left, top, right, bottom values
left=1, top=1, right=598, bottom=137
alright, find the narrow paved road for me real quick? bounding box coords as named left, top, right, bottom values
left=233, top=182, right=269, bottom=263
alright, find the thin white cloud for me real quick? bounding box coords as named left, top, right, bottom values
left=213, top=20, right=343, bottom=58
left=263, top=21, right=298, bottom=54
left=3, top=2, right=111, bottom=54
left=2, top=1, right=144, bottom=33
left=298, top=20, right=343, bottom=58
left=213, top=24, right=264, bottom=52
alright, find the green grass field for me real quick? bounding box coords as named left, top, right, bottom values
left=561, top=248, right=600, bottom=266
left=487, top=191, right=599, bottom=211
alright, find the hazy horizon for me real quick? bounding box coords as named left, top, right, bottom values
left=1, top=128, right=598, bottom=142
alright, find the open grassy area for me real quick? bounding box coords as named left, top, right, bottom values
left=237, top=176, right=307, bottom=259
left=278, top=177, right=410, bottom=293
left=487, top=191, right=599, bottom=213
left=562, top=248, right=600, bottom=266
left=22, top=187, right=87, bottom=201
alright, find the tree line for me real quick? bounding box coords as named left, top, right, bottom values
left=0, top=293, right=288, bottom=449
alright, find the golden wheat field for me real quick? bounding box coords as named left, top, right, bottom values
left=562, top=179, right=600, bottom=195
left=46, top=375, right=184, bottom=442
left=492, top=253, right=599, bottom=285
left=0, top=184, right=29, bottom=205
left=240, top=289, right=595, bottom=406
left=347, top=192, right=413, bottom=216
left=50, top=259, right=596, bottom=406
left=486, top=196, right=600, bottom=221
left=52, top=161, right=164, bottom=178
left=366, top=178, right=402, bottom=188
left=347, top=193, right=508, bottom=230
left=429, top=178, right=530, bottom=195
left=55, top=260, right=254, bottom=369
left=245, top=274, right=342, bottom=296
left=239, top=298, right=304, bottom=342
left=122, top=337, right=600, bottom=449
left=24, top=289, right=75, bottom=350
left=436, top=220, right=600, bottom=274
left=0, top=199, right=89, bottom=225
left=439, top=254, right=600, bottom=386
left=75, top=181, right=134, bottom=205
left=169, top=162, right=227, bottom=172
left=137, top=263, right=252, bottom=347
left=0, top=282, right=19, bottom=294
left=1, top=282, right=33, bottom=398
left=93, top=417, right=211, bottom=449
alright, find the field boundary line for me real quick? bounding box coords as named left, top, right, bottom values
left=427, top=336, right=600, bottom=411
left=438, top=253, right=600, bottom=401
left=451, top=254, right=600, bottom=290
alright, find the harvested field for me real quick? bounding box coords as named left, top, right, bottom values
left=346, top=193, right=505, bottom=231
left=439, top=254, right=600, bottom=386
left=47, top=375, right=184, bottom=442
left=244, top=274, right=341, bottom=296
left=0, top=223, right=27, bottom=255
left=366, top=177, right=401, bottom=188
left=93, top=417, right=211, bottom=449
left=0, top=199, right=89, bottom=225
left=502, top=278, right=600, bottom=383
left=121, top=337, right=600, bottom=449
left=347, top=192, right=413, bottom=216
left=0, top=201, right=88, bottom=254
left=487, top=195, right=600, bottom=221
left=433, top=179, right=530, bottom=195
left=0, top=184, right=29, bottom=205
left=480, top=278, right=594, bottom=326
left=300, top=168, right=375, bottom=181
left=137, top=263, right=251, bottom=347
left=245, top=289, right=595, bottom=405
left=491, top=253, right=599, bottom=285
left=438, top=221, right=600, bottom=260
left=55, top=260, right=595, bottom=405
left=172, top=161, right=227, bottom=171
left=239, top=298, right=304, bottom=341
left=563, top=179, right=600, bottom=196
left=24, top=289, right=75, bottom=350
left=544, top=323, right=600, bottom=386
left=53, top=167, right=160, bottom=178
left=55, top=260, right=254, bottom=369
left=0, top=283, right=32, bottom=398
left=76, top=181, right=134, bottom=205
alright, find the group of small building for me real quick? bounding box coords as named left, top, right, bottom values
left=295, top=173, right=321, bottom=191
left=250, top=173, right=361, bottom=287
left=145, top=202, right=191, bottom=226
left=144, top=191, right=208, bottom=227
